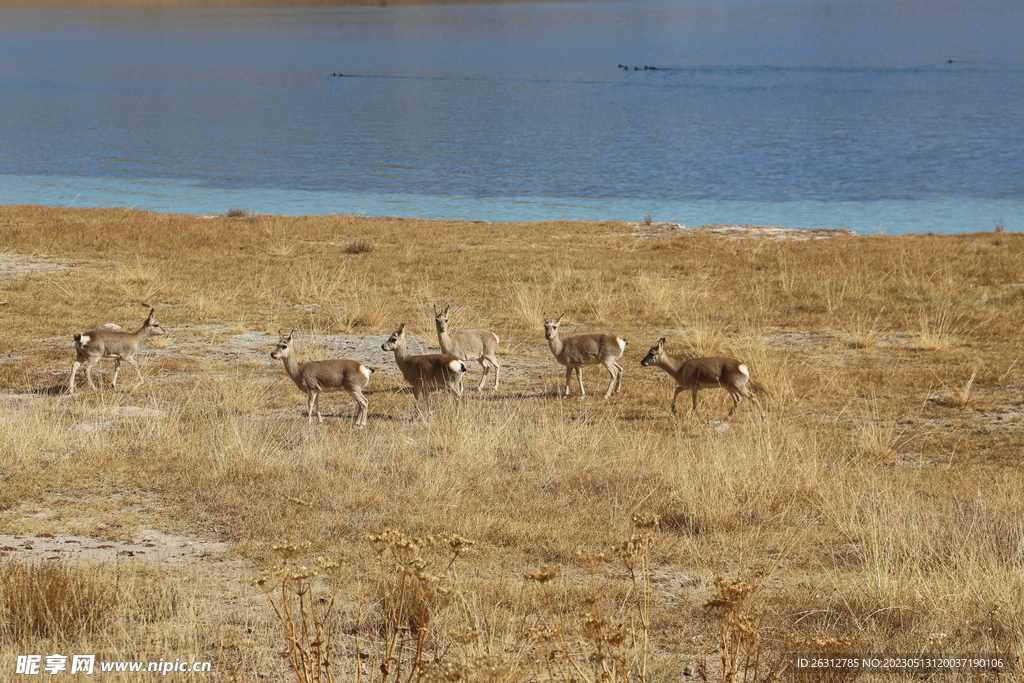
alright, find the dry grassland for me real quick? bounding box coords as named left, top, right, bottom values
left=1, top=205, right=1023, bottom=681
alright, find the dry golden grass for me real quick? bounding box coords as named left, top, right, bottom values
left=1, top=206, right=1023, bottom=680
left=0, top=561, right=117, bottom=640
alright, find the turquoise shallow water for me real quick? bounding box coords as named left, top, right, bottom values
left=1, top=0, right=1022, bottom=233
left=2, top=174, right=1020, bottom=234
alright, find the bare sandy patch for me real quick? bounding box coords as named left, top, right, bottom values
left=0, top=527, right=228, bottom=563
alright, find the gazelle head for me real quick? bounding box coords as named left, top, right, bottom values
left=433, top=303, right=451, bottom=334
left=381, top=324, right=406, bottom=352
left=640, top=338, right=667, bottom=367
left=145, top=308, right=166, bottom=337
left=271, top=330, right=296, bottom=360
left=543, top=315, right=564, bottom=341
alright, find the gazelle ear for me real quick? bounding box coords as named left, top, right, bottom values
left=288, top=329, right=297, bottom=341
left=397, top=323, right=406, bottom=335
left=443, top=304, right=450, bottom=316
left=556, top=315, right=564, bottom=324
left=145, top=308, right=156, bottom=323
left=433, top=303, right=440, bottom=315
left=658, top=337, right=666, bottom=347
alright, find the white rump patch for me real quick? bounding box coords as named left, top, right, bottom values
left=738, top=364, right=750, bottom=378
left=78, top=335, right=91, bottom=345
left=448, top=359, right=466, bottom=373
left=359, top=365, right=372, bottom=381
left=493, top=333, right=500, bottom=345
left=617, top=337, right=627, bottom=352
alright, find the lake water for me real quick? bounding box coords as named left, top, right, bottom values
left=1, top=0, right=1022, bottom=233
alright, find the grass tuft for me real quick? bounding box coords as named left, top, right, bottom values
left=344, top=240, right=374, bottom=255
left=0, top=561, right=117, bottom=640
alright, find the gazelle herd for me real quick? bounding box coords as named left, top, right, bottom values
left=67, top=305, right=765, bottom=426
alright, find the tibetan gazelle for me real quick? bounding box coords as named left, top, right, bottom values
left=640, top=337, right=764, bottom=420
left=543, top=315, right=626, bottom=399
left=433, top=303, right=500, bottom=391
left=69, top=308, right=165, bottom=394
left=270, top=331, right=373, bottom=427
left=382, top=323, right=467, bottom=416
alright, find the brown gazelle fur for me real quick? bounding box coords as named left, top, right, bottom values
left=382, top=323, right=466, bottom=416
left=640, top=337, right=764, bottom=420
left=434, top=303, right=500, bottom=391
left=69, top=308, right=165, bottom=394
left=543, top=315, right=627, bottom=399
left=271, top=331, right=373, bottom=427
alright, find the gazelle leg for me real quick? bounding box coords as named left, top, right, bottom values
left=613, top=362, right=624, bottom=393
left=725, top=391, right=741, bottom=420
left=488, top=356, right=500, bottom=390
left=351, top=390, right=368, bottom=427
left=742, top=386, right=765, bottom=418
left=315, top=392, right=325, bottom=424
left=307, top=390, right=319, bottom=424
left=112, top=358, right=122, bottom=388
left=476, top=360, right=488, bottom=391
left=563, top=367, right=573, bottom=397
left=84, top=360, right=98, bottom=389
left=603, top=361, right=617, bottom=399
left=69, top=361, right=82, bottom=394
left=127, top=357, right=144, bottom=388
left=671, top=386, right=683, bottom=414
left=692, top=385, right=701, bottom=419
left=576, top=367, right=586, bottom=397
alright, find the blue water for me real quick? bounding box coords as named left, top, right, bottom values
left=1, top=0, right=1022, bottom=233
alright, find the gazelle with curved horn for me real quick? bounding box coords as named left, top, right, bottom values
left=640, top=337, right=764, bottom=420
left=543, top=315, right=626, bottom=399
left=69, top=307, right=165, bottom=394
left=271, top=331, right=373, bottom=427
left=433, top=303, right=500, bottom=391
left=382, top=323, right=466, bottom=416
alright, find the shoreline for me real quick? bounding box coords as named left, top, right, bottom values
left=3, top=185, right=1018, bottom=234
left=2, top=203, right=1014, bottom=240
